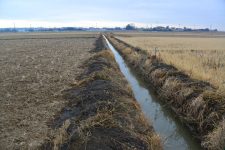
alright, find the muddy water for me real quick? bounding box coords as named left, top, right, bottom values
left=104, top=36, right=201, bottom=150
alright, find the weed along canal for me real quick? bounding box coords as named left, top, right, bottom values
left=103, top=35, right=201, bottom=150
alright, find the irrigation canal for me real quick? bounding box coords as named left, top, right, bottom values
left=104, top=35, right=201, bottom=150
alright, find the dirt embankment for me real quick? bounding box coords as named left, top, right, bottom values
left=107, top=35, right=225, bottom=150
left=41, top=35, right=162, bottom=150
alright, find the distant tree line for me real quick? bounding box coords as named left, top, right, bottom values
left=0, top=24, right=218, bottom=32
left=125, top=24, right=218, bottom=32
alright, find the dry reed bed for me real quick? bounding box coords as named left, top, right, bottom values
left=0, top=33, right=97, bottom=149
left=116, top=36, right=225, bottom=90
left=42, top=35, right=162, bottom=149
left=107, top=35, right=225, bottom=150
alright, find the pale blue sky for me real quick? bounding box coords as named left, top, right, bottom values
left=0, top=0, right=225, bottom=30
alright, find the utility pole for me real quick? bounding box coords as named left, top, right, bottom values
left=13, top=22, right=16, bottom=32
left=154, top=47, right=158, bottom=56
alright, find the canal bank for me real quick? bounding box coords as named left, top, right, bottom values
left=41, top=35, right=162, bottom=149
left=106, top=34, right=225, bottom=150
left=104, top=35, right=202, bottom=150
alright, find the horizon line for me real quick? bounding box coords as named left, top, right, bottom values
left=0, top=20, right=223, bottom=31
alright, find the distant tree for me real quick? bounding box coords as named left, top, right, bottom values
left=126, top=23, right=136, bottom=30
left=115, top=27, right=122, bottom=30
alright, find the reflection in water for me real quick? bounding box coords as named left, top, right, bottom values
left=104, top=36, right=202, bottom=150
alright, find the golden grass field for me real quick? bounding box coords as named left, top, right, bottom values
left=116, top=32, right=225, bottom=90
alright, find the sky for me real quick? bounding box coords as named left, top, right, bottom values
left=0, top=0, right=225, bottom=30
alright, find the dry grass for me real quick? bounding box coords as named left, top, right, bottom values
left=117, top=36, right=225, bottom=51
left=202, top=119, right=225, bottom=150
left=0, top=33, right=97, bottom=149
left=115, top=31, right=225, bottom=38
left=116, top=33, right=225, bottom=90
left=52, top=119, right=71, bottom=150
left=108, top=35, right=225, bottom=150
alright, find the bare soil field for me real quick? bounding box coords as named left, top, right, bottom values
left=0, top=33, right=161, bottom=150
left=0, top=32, right=99, bottom=40
left=115, top=32, right=225, bottom=90
left=0, top=32, right=97, bottom=149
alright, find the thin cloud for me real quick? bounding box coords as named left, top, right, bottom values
left=0, top=0, right=224, bottom=30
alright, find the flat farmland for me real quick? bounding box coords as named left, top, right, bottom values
left=0, top=32, right=97, bottom=149
left=116, top=32, right=225, bottom=90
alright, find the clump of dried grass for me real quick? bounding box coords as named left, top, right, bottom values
left=147, top=134, right=162, bottom=150
left=53, top=120, right=70, bottom=150
left=202, top=119, right=225, bottom=150
left=76, top=109, right=115, bottom=141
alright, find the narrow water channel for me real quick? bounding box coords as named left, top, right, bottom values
left=103, top=36, right=201, bottom=150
